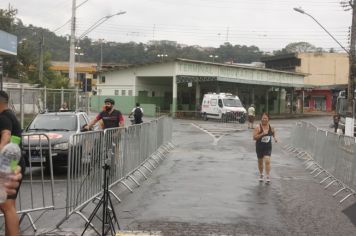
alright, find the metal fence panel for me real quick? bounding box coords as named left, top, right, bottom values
left=334, top=135, right=355, bottom=189
left=58, top=116, right=174, bottom=228
left=66, top=130, right=104, bottom=216
left=289, top=122, right=356, bottom=194
left=103, top=127, right=125, bottom=186
left=0, top=133, right=56, bottom=231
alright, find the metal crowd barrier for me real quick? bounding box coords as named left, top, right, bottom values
left=285, top=121, right=356, bottom=203
left=57, top=116, right=175, bottom=229
left=56, top=130, right=104, bottom=228
left=0, top=133, right=55, bottom=232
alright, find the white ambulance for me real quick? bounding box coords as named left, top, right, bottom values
left=201, top=93, right=246, bottom=123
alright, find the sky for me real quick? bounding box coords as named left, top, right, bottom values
left=0, top=0, right=352, bottom=52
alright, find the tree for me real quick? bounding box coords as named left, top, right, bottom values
left=284, top=42, right=317, bottom=53
left=0, top=5, right=17, bottom=32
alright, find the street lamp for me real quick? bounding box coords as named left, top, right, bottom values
left=69, top=11, right=126, bottom=86
left=78, top=11, right=126, bottom=40
left=157, top=54, right=168, bottom=62
left=209, top=54, right=218, bottom=62
left=293, top=8, right=349, bottom=53
left=293, top=7, right=354, bottom=113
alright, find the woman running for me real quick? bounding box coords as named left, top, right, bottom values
left=253, top=112, right=277, bottom=183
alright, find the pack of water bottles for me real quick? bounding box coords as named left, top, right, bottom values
left=0, top=136, right=22, bottom=203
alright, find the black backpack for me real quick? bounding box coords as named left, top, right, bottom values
left=134, top=107, right=143, bottom=120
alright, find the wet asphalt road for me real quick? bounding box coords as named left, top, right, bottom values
left=2, top=116, right=356, bottom=235
left=115, top=116, right=356, bottom=235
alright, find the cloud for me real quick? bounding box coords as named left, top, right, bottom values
left=1, top=0, right=351, bottom=51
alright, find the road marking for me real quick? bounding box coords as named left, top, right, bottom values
left=191, top=123, right=244, bottom=145
left=116, top=231, right=162, bottom=236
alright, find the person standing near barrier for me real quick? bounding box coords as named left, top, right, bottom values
left=0, top=91, right=25, bottom=236
left=85, top=98, right=124, bottom=130
left=253, top=112, right=277, bottom=184
left=247, top=104, right=255, bottom=129
left=332, top=111, right=340, bottom=133
left=129, top=102, right=143, bottom=124
left=59, top=102, right=69, bottom=111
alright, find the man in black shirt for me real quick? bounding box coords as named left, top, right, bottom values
left=0, top=91, right=25, bottom=236
left=86, top=98, right=125, bottom=130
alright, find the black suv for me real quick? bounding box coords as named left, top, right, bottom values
left=22, top=111, right=91, bottom=170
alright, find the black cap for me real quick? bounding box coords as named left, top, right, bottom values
left=0, top=91, right=9, bottom=103
left=104, top=98, right=115, bottom=105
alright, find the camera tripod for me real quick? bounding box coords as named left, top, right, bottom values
left=81, top=153, right=120, bottom=236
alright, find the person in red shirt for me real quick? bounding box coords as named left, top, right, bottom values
left=86, top=98, right=124, bottom=130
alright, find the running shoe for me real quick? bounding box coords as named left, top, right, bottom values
left=265, top=176, right=271, bottom=184
left=259, top=174, right=264, bottom=182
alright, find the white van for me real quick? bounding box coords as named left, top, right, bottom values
left=201, top=93, right=246, bottom=123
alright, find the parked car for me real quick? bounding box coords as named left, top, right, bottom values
left=22, top=111, right=91, bottom=171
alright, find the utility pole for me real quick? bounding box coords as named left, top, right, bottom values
left=69, top=0, right=76, bottom=87
left=39, top=32, right=44, bottom=82
left=347, top=1, right=356, bottom=114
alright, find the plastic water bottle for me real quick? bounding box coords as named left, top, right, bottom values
left=0, top=136, right=22, bottom=203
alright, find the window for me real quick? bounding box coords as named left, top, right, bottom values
left=28, top=115, right=77, bottom=131
left=152, top=91, right=155, bottom=97
left=115, top=90, right=119, bottom=95
left=138, top=91, right=148, bottom=97
left=304, top=96, right=310, bottom=107
left=223, top=99, right=242, bottom=107
left=121, top=90, right=126, bottom=96
left=128, top=90, right=133, bottom=96
left=101, top=76, right=106, bottom=83
left=211, top=99, right=217, bottom=106
left=218, top=99, right=223, bottom=108
left=79, top=115, right=87, bottom=128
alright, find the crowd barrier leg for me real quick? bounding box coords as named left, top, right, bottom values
left=306, top=162, right=317, bottom=170
left=150, top=156, right=161, bottom=165
left=118, top=181, right=134, bottom=193
left=314, top=169, right=326, bottom=177
left=295, top=151, right=308, bottom=159
left=127, top=175, right=140, bottom=187
left=320, top=176, right=333, bottom=184
left=146, top=159, right=157, bottom=169
left=108, top=190, right=122, bottom=203
left=333, top=187, right=347, bottom=197
left=135, top=169, right=148, bottom=180
left=325, top=179, right=339, bottom=189
left=340, top=192, right=356, bottom=203
left=19, top=213, right=37, bottom=232
left=303, top=159, right=313, bottom=165
left=141, top=163, right=153, bottom=173
left=310, top=166, right=321, bottom=174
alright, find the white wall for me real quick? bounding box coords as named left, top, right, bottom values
left=97, top=62, right=175, bottom=96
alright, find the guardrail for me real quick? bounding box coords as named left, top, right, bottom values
left=284, top=121, right=356, bottom=203
left=0, top=133, right=55, bottom=232
left=56, top=116, right=175, bottom=230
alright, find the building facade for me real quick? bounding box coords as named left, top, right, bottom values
left=95, top=58, right=305, bottom=116
left=50, top=61, right=98, bottom=91
left=261, top=52, right=349, bottom=112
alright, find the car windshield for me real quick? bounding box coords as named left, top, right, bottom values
left=223, top=98, right=242, bottom=107
left=28, top=114, right=77, bottom=131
